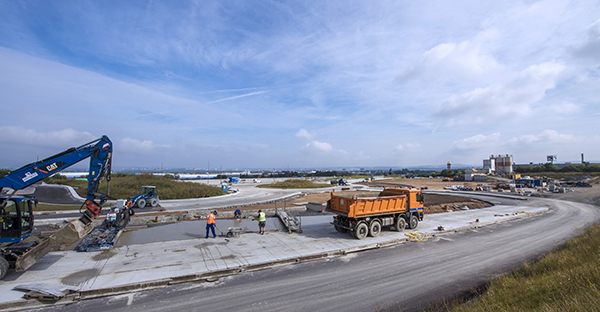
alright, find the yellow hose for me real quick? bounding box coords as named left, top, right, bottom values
left=404, top=232, right=428, bottom=242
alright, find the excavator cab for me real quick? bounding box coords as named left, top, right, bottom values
left=0, top=195, right=35, bottom=243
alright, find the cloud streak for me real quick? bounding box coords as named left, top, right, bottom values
left=1, top=1, right=600, bottom=169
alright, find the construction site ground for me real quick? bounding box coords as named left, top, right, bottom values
left=2, top=178, right=597, bottom=310
left=0, top=202, right=548, bottom=311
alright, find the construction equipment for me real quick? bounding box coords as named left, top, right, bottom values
left=330, top=178, right=347, bottom=186
left=327, top=187, right=424, bottom=240
left=75, top=199, right=135, bottom=251
left=0, top=136, right=118, bottom=279
left=129, top=186, right=160, bottom=208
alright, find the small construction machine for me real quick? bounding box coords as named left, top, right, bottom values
left=129, top=186, right=159, bottom=208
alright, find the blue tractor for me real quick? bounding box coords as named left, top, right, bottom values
left=129, top=186, right=160, bottom=208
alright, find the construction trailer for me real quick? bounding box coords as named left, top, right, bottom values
left=327, top=187, right=424, bottom=239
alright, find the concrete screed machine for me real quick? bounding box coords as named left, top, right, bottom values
left=0, top=135, right=135, bottom=279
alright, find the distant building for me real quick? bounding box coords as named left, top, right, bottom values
left=483, top=154, right=513, bottom=176
left=465, top=168, right=487, bottom=181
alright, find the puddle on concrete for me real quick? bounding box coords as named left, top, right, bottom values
left=117, top=218, right=283, bottom=246
left=61, top=268, right=100, bottom=286
left=92, top=250, right=116, bottom=261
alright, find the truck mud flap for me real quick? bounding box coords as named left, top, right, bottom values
left=15, top=239, right=50, bottom=272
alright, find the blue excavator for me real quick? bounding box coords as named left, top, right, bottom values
left=0, top=135, right=132, bottom=279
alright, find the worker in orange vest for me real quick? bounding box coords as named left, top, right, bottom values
left=206, top=210, right=218, bottom=238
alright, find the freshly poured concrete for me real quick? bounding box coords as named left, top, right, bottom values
left=0, top=205, right=547, bottom=310
left=117, top=218, right=285, bottom=246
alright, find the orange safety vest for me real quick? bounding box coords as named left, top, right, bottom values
left=207, top=213, right=216, bottom=224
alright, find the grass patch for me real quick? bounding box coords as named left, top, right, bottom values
left=439, top=222, right=600, bottom=311
left=47, top=173, right=223, bottom=200
left=258, top=179, right=331, bottom=189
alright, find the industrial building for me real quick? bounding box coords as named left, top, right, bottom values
left=483, top=154, right=513, bottom=176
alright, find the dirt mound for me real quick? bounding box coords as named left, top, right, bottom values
left=424, top=193, right=490, bottom=214
left=586, top=177, right=600, bottom=185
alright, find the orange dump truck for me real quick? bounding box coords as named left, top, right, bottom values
left=327, top=187, right=424, bottom=239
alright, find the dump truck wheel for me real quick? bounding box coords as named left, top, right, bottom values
left=408, top=215, right=419, bottom=229
left=369, top=220, right=382, bottom=237
left=0, top=257, right=9, bottom=280
left=149, top=198, right=158, bottom=207
left=354, top=222, right=368, bottom=240
left=395, top=217, right=406, bottom=232
left=136, top=199, right=146, bottom=208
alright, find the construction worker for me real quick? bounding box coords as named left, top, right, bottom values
left=256, top=209, right=266, bottom=235
left=234, top=209, right=241, bottom=219
left=206, top=210, right=217, bottom=238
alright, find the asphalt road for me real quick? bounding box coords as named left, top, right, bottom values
left=32, top=196, right=600, bottom=312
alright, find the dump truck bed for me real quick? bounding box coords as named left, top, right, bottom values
left=328, top=193, right=408, bottom=218
left=328, top=188, right=424, bottom=219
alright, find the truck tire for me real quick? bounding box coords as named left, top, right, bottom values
left=149, top=198, right=158, bottom=207
left=408, top=215, right=419, bottom=229
left=136, top=199, right=146, bottom=208
left=0, top=257, right=9, bottom=280
left=354, top=222, right=368, bottom=240
left=369, top=220, right=381, bottom=237
left=395, top=217, right=406, bottom=232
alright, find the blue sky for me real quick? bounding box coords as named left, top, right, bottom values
left=1, top=0, right=599, bottom=170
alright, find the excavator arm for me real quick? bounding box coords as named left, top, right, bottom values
left=0, top=135, right=112, bottom=224
left=1, top=136, right=113, bottom=278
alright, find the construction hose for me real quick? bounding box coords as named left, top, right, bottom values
left=404, top=232, right=428, bottom=242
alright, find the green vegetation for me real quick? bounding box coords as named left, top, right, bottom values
left=45, top=173, right=223, bottom=199
left=516, top=172, right=600, bottom=179
left=0, top=169, right=11, bottom=178
left=259, top=179, right=331, bottom=189
left=442, top=222, right=600, bottom=311
left=516, top=162, right=600, bottom=174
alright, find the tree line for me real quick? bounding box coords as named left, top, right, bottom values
left=515, top=163, right=600, bottom=173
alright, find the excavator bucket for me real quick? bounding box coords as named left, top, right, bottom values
left=13, top=238, right=50, bottom=272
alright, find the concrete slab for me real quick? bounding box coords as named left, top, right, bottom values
left=0, top=205, right=547, bottom=310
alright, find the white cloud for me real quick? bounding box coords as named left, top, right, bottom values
left=397, top=29, right=501, bottom=83
left=574, top=19, right=600, bottom=61
left=547, top=102, right=580, bottom=115
left=508, top=129, right=578, bottom=146
left=435, top=62, right=566, bottom=122
left=295, top=129, right=316, bottom=140
left=453, top=133, right=501, bottom=151
left=301, top=141, right=333, bottom=153
left=119, top=138, right=170, bottom=153
left=395, top=143, right=421, bottom=151
left=0, top=126, right=95, bottom=147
